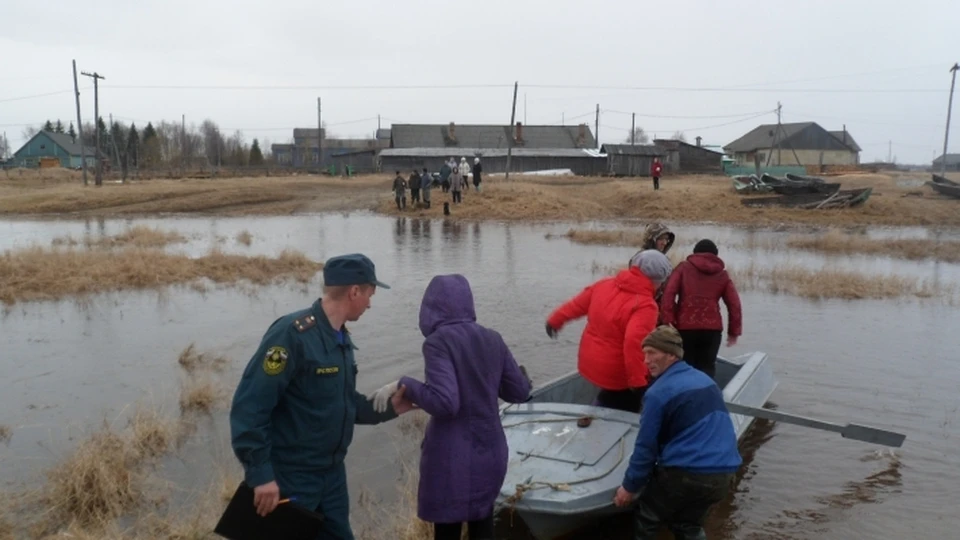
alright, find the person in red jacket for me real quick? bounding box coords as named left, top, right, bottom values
left=545, top=249, right=673, bottom=412
left=650, top=157, right=663, bottom=190
left=660, top=239, right=742, bottom=379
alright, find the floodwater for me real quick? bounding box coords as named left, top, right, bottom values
left=2, top=213, right=960, bottom=539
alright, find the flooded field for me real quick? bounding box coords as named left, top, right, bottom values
left=2, top=213, right=960, bottom=539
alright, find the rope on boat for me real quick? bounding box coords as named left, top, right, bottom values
left=496, top=424, right=627, bottom=526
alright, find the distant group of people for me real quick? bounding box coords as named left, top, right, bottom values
left=228, top=222, right=745, bottom=540
left=392, top=156, right=483, bottom=211
left=546, top=222, right=743, bottom=538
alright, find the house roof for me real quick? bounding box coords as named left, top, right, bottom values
left=379, top=147, right=604, bottom=158
left=600, top=144, right=664, bottom=156
left=652, top=139, right=724, bottom=155
left=724, top=122, right=859, bottom=153
left=19, top=130, right=97, bottom=157
left=390, top=124, right=596, bottom=149
left=829, top=130, right=861, bottom=152
left=933, top=153, right=960, bottom=165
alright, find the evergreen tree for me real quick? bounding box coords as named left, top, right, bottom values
left=97, top=117, right=110, bottom=157
left=249, top=139, right=264, bottom=166
left=43, top=120, right=54, bottom=132
left=126, top=123, right=140, bottom=168
left=68, top=122, right=77, bottom=139
left=54, top=120, right=65, bottom=134
left=141, top=122, right=160, bottom=168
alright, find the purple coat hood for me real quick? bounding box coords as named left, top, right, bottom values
left=400, top=274, right=531, bottom=523
left=419, top=274, right=477, bottom=337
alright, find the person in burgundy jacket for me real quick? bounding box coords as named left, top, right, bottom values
left=650, top=157, right=663, bottom=190
left=393, top=274, right=531, bottom=540
left=660, top=239, right=743, bottom=379
left=545, top=249, right=673, bottom=412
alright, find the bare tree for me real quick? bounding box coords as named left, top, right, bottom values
left=0, top=133, right=10, bottom=159
left=21, top=125, right=39, bottom=141
left=671, top=131, right=687, bottom=142
left=200, top=119, right=225, bottom=167
left=624, top=127, right=649, bottom=144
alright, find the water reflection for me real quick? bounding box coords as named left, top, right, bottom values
left=1, top=214, right=959, bottom=538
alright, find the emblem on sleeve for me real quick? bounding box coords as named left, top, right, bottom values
left=263, top=346, right=288, bottom=375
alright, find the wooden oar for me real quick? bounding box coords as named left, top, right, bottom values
left=725, top=402, right=906, bottom=448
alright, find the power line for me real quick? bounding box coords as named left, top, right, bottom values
left=720, top=63, right=947, bottom=89
left=97, top=83, right=947, bottom=94
left=523, top=84, right=944, bottom=94
left=602, top=108, right=772, bottom=119
left=108, top=83, right=514, bottom=91
left=0, top=89, right=76, bottom=103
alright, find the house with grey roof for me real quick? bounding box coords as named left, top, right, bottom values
left=270, top=127, right=390, bottom=168
left=933, top=153, right=960, bottom=171
left=382, top=122, right=604, bottom=175
left=390, top=122, right=596, bottom=150
left=724, top=122, right=860, bottom=167
left=10, top=130, right=97, bottom=169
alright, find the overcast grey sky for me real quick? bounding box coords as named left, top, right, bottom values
left=2, top=0, right=958, bottom=163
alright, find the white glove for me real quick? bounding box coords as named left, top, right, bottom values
left=368, top=380, right=400, bottom=413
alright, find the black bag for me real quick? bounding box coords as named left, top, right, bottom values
left=214, top=482, right=324, bottom=540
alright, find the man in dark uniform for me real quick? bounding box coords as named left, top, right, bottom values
left=230, top=253, right=415, bottom=540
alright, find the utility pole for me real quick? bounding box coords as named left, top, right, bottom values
left=505, top=82, right=519, bottom=182
left=109, top=113, right=123, bottom=182
left=72, top=60, right=87, bottom=186
left=941, top=63, right=959, bottom=175
left=377, top=114, right=380, bottom=131
left=81, top=70, right=105, bottom=186
left=181, top=114, right=186, bottom=178
left=317, top=97, right=323, bottom=173
left=776, top=101, right=783, bottom=166
left=561, top=112, right=565, bottom=126
left=524, top=93, right=527, bottom=125
left=631, top=113, right=636, bottom=146
left=888, top=140, right=892, bottom=163
left=595, top=104, right=600, bottom=150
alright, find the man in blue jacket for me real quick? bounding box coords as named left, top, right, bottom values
left=613, top=325, right=742, bottom=540
left=230, top=253, right=415, bottom=540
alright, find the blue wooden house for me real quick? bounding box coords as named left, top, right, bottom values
left=11, top=131, right=97, bottom=169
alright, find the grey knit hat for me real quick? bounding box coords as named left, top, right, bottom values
left=630, top=249, right=673, bottom=283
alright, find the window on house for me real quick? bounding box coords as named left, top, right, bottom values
left=757, top=152, right=766, bottom=162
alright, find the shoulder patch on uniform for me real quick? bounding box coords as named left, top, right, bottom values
left=263, top=346, right=288, bottom=375
left=293, top=315, right=317, bottom=333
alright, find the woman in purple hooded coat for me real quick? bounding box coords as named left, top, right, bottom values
left=398, top=274, right=532, bottom=540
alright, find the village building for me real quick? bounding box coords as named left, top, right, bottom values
left=9, top=131, right=97, bottom=169
left=724, top=122, right=860, bottom=167
left=270, top=128, right=389, bottom=168
left=933, top=153, right=960, bottom=172
left=599, top=144, right=664, bottom=177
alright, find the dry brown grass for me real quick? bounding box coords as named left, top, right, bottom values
left=235, top=230, right=253, bottom=246
left=0, top=175, right=388, bottom=217
left=557, top=228, right=647, bottom=247
left=0, top=425, right=11, bottom=445
left=3, top=171, right=959, bottom=227
left=589, top=258, right=956, bottom=301
left=52, top=225, right=188, bottom=249
left=128, top=405, right=180, bottom=460
left=786, top=229, right=960, bottom=262
left=176, top=344, right=228, bottom=374
left=0, top=246, right=323, bottom=304
left=730, top=264, right=956, bottom=301
left=178, top=377, right=225, bottom=414
left=41, top=425, right=145, bottom=529
left=377, top=172, right=960, bottom=228
left=357, top=411, right=436, bottom=540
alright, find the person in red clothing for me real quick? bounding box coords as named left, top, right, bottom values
left=545, top=249, right=674, bottom=413
left=650, top=157, right=663, bottom=190
left=660, top=239, right=742, bottom=380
